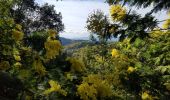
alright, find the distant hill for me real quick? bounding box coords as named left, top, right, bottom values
left=60, top=37, right=117, bottom=53
left=64, top=41, right=90, bottom=50
left=59, top=37, right=87, bottom=46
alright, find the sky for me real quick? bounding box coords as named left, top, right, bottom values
left=36, top=0, right=168, bottom=40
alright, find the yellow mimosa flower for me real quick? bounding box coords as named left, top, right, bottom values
left=43, top=80, right=67, bottom=96
left=14, top=55, right=21, bottom=61
left=127, top=66, right=135, bottom=73
left=110, top=4, right=126, bottom=21
left=162, top=19, right=170, bottom=29
left=48, top=29, right=57, bottom=38
left=12, top=29, right=24, bottom=41
left=142, top=91, right=153, bottom=100
left=14, top=62, right=22, bottom=68
left=111, top=49, right=119, bottom=57
left=44, top=39, right=61, bottom=59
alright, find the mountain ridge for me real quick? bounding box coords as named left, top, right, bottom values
left=60, top=37, right=87, bottom=45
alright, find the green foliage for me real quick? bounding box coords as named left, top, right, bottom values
left=86, top=10, right=111, bottom=42
left=71, top=30, right=170, bottom=99
left=27, top=31, right=48, bottom=51
left=106, top=0, right=170, bottom=13
left=87, top=9, right=157, bottom=43
left=0, top=0, right=170, bottom=100
left=10, top=0, right=64, bottom=34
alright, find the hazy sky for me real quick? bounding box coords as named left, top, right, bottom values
left=36, top=0, right=168, bottom=40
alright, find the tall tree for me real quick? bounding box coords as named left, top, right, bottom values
left=87, top=4, right=158, bottom=42
left=106, top=0, right=170, bottom=14
left=86, top=10, right=112, bottom=43
left=10, top=0, right=64, bottom=34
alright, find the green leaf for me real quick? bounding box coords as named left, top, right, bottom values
left=155, top=57, right=161, bottom=65
left=156, top=65, right=170, bottom=74
left=135, top=62, right=142, bottom=69
left=162, top=75, right=170, bottom=82
left=134, top=38, right=142, bottom=47
left=142, top=52, right=151, bottom=59
left=164, top=83, right=170, bottom=91
left=17, top=69, right=32, bottom=80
